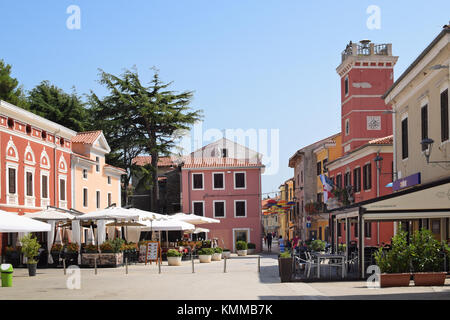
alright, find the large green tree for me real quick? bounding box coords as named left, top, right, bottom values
left=0, top=59, right=28, bottom=108
left=90, top=67, right=202, bottom=211
left=27, top=80, right=89, bottom=132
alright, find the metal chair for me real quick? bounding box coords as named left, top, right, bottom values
left=294, top=255, right=318, bottom=279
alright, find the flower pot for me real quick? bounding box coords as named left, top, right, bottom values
left=237, top=250, right=247, bottom=256
left=279, top=257, right=293, bottom=282
left=247, top=249, right=255, bottom=255
left=413, top=272, right=447, bottom=286
left=222, top=251, right=231, bottom=259
left=379, top=273, right=411, bottom=288
left=28, top=263, right=37, bottom=277
left=199, top=255, right=212, bottom=263
left=212, top=253, right=222, bottom=261
left=50, top=252, right=61, bottom=266
left=167, top=256, right=182, bottom=266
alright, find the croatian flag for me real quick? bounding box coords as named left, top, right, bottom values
left=320, top=174, right=334, bottom=203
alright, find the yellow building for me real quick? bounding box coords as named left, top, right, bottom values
left=309, top=133, right=342, bottom=241
left=277, top=178, right=295, bottom=241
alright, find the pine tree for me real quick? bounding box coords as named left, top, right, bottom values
left=0, top=59, right=28, bottom=108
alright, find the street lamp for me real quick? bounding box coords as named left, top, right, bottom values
left=429, top=64, right=449, bottom=70
left=374, top=153, right=383, bottom=197
left=420, top=138, right=450, bottom=164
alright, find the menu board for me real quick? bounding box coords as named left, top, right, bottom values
left=145, top=241, right=160, bottom=264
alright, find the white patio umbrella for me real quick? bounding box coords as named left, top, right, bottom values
left=76, top=207, right=140, bottom=221
left=54, top=227, right=63, bottom=244
left=140, top=219, right=195, bottom=248
left=24, top=209, right=75, bottom=221
left=170, top=213, right=220, bottom=225
left=86, top=225, right=95, bottom=245
left=0, top=210, right=51, bottom=232
left=185, top=227, right=210, bottom=234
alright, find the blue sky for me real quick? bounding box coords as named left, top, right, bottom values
left=1, top=1, right=449, bottom=196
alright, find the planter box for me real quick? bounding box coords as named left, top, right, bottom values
left=199, top=255, right=212, bottom=263
left=247, top=249, right=255, bottom=255
left=279, top=257, right=293, bottom=282
left=413, top=272, right=447, bottom=286
left=212, top=253, right=222, bottom=261
left=82, top=253, right=123, bottom=267
left=167, top=256, right=182, bottom=266
left=222, top=251, right=231, bottom=259
left=379, top=273, right=411, bottom=288
left=237, top=250, right=247, bottom=256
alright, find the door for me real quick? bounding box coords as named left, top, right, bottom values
left=233, top=229, right=249, bottom=252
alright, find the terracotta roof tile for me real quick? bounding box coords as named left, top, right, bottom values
left=104, top=164, right=126, bottom=173
left=72, top=131, right=102, bottom=145
left=368, top=135, right=393, bottom=145
left=182, top=157, right=263, bottom=169
left=132, top=156, right=177, bottom=167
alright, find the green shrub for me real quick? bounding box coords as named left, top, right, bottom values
left=374, top=230, right=411, bottom=273
left=21, top=234, right=41, bottom=264
left=280, top=251, right=291, bottom=258
left=410, top=228, right=448, bottom=272
left=310, top=240, right=326, bottom=252
left=198, top=248, right=214, bottom=255
left=167, top=249, right=182, bottom=257
left=338, top=243, right=346, bottom=253
left=236, top=241, right=248, bottom=250
left=65, top=243, right=79, bottom=253
left=214, top=247, right=223, bottom=253
left=247, top=243, right=256, bottom=249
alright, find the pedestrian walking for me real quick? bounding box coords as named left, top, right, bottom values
left=266, top=232, right=273, bottom=252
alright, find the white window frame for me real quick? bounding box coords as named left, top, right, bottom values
left=234, top=200, right=247, bottom=218
left=233, top=171, right=247, bottom=190
left=24, top=166, right=35, bottom=206
left=107, top=192, right=112, bottom=207
left=192, top=173, right=204, bottom=190
left=6, top=163, right=19, bottom=205
left=192, top=200, right=205, bottom=216
left=232, top=228, right=251, bottom=252
left=345, top=118, right=350, bottom=136
left=344, top=75, right=349, bottom=97
left=213, top=200, right=226, bottom=218
left=82, top=169, right=88, bottom=180
left=40, top=170, right=50, bottom=199
left=59, top=175, right=67, bottom=209
left=95, top=156, right=100, bottom=173
left=82, top=187, right=88, bottom=208
left=212, top=172, right=225, bottom=190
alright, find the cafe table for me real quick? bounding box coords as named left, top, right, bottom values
left=310, top=252, right=346, bottom=279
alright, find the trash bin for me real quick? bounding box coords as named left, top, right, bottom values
left=1, top=264, right=13, bottom=287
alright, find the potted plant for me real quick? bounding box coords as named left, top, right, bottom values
left=50, top=243, right=63, bottom=266
left=212, top=247, right=223, bottom=261
left=236, top=241, right=248, bottom=256
left=337, top=243, right=347, bottom=254
left=5, top=246, right=21, bottom=267
left=222, top=249, right=231, bottom=259
left=278, top=251, right=293, bottom=282
left=247, top=243, right=256, bottom=255
left=373, top=230, right=411, bottom=287
left=167, top=249, right=183, bottom=266
left=310, top=240, right=326, bottom=253
left=21, top=234, right=41, bottom=276
left=198, top=248, right=214, bottom=263
left=83, top=244, right=98, bottom=253
left=410, top=228, right=448, bottom=286
left=64, top=243, right=79, bottom=266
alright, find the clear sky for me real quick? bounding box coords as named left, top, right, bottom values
left=1, top=1, right=449, bottom=196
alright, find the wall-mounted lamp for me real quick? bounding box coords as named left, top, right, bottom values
left=420, top=138, right=450, bottom=164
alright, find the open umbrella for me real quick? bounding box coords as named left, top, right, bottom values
left=24, top=208, right=75, bottom=221
left=170, top=213, right=220, bottom=225
left=0, top=210, right=51, bottom=232
left=185, top=227, right=210, bottom=234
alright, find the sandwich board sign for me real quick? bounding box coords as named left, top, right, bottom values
left=145, top=241, right=160, bottom=265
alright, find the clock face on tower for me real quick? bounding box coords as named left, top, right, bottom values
left=367, top=116, right=381, bottom=130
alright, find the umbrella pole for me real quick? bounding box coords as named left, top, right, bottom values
left=166, top=230, right=168, bottom=248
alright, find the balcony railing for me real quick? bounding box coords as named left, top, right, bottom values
left=341, top=42, right=390, bottom=62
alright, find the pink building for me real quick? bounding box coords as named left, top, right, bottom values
left=181, top=139, right=265, bottom=252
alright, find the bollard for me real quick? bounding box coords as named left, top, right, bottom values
left=126, top=257, right=128, bottom=275
left=192, top=255, right=195, bottom=273
left=158, top=257, right=161, bottom=274
left=258, top=255, right=260, bottom=273
left=224, top=257, right=227, bottom=273
left=94, top=257, right=97, bottom=275
left=63, top=258, right=66, bottom=275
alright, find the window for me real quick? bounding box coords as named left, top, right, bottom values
left=192, top=173, right=203, bottom=190
left=235, top=200, right=246, bottom=217
left=316, top=161, right=322, bottom=176
left=222, top=148, right=228, bottom=158
left=107, top=176, right=111, bottom=185
left=83, top=188, right=88, bottom=207
left=83, top=169, right=87, bottom=179
left=322, top=159, right=328, bottom=172
left=363, top=163, right=372, bottom=190
left=301, top=171, right=303, bottom=183
left=353, top=167, right=361, bottom=192
left=213, top=201, right=225, bottom=218
left=354, top=223, right=358, bottom=238
left=431, top=220, right=440, bottom=234
left=41, top=175, right=48, bottom=199
left=108, top=193, right=112, bottom=206
left=96, top=157, right=100, bottom=172
left=337, top=222, right=341, bottom=237
left=96, top=191, right=100, bottom=209
left=59, top=179, right=66, bottom=201
left=365, top=222, right=372, bottom=238
left=213, top=173, right=224, bottom=189
left=234, top=172, right=246, bottom=189
left=8, top=168, right=16, bottom=194
left=421, top=104, right=428, bottom=151
left=441, top=89, right=449, bottom=142
left=26, top=172, right=33, bottom=196
left=344, top=171, right=351, bottom=188
left=345, top=119, right=350, bottom=136
left=336, top=174, right=342, bottom=189
left=401, top=117, right=408, bottom=159
left=344, top=76, right=349, bottom=96
left=193, top=201, right=204, bottom=216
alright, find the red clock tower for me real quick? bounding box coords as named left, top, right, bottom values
left=337, top=40, right=398, bottom=154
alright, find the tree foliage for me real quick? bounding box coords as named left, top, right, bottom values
left=0, top=59, right=28, bottom=108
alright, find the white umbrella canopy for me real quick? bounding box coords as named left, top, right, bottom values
left=86, top=225, right=96, bottom=245
left=76, top=207, right=139, bottom=221
left=140, top=219, right=195, bottom=231
left=127, top=208, right=170, bottom=222
left=185, top=227, right=210, bottom=234
left=170, top=213, right=220, bottom=225
left=0, top=210, right=51, bottom=232
left=24, top=208, right=75, bottom=221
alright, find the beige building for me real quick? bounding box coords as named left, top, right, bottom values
left=71, top=131, right=125, bottom=213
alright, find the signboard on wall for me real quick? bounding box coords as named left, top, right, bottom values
left=393, top=173, right=421, bottom=191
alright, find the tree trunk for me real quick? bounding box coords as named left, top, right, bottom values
left=151, top=150, right=159, bottom=212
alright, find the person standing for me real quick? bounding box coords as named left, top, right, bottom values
left=279, top=235, right=285, bottom=253
left=267, top=232, right=273, bottom=252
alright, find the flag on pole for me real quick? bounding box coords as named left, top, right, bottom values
left=319, top=174, right=334, bottom=203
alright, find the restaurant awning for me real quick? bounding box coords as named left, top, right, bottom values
left=170, top=213, right=220, bottom=225
left=0, top=210, right=51, bottom=232
left=24, top=208, right=75, bottom=221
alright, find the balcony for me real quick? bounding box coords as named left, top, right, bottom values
left=304, top=201, right=327, bottom=214
left=341, top=41, right=391, bottom=62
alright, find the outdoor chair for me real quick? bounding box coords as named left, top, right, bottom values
left=294, top=255, right=318, bottom=279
